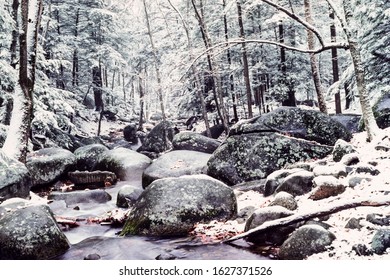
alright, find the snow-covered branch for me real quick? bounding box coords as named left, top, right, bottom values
left=183, top=38, right=349, bottom=77
left=252, top=0, right=326, bottom=47
left=325, top=0, right=349, bottom=37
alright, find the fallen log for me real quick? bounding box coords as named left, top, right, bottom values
left=224, top=196, right=390, bottom=243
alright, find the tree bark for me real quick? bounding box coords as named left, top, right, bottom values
left=304, top=0, right=327, bottom=114
left=237, top=0, right=253, bottom=118
left=72, top=8, right=80, bottom=87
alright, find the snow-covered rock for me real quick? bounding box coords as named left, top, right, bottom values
left=121, top=175, right=237, bottom=237
left=26, top=148, right=76, bottom=187
left=172, top=131, right=221, bottom=154
left=279, top=225, right=336, bottom=260
left=94, top=147, right=151, bottom=182
left=274, top=170, right=314, bottom=197
left=142, top=150, right=211, bottom=188
left=74, top=144, right=109, bottom=171
left=0, top=150, right=32, bottom=201
left=0, top=203, right=70, bottom=259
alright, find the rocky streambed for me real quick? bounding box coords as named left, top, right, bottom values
left=1, top=107, right=390, bottom=260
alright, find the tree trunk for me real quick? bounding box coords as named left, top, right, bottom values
left=92, top=66, right=103, bottom=111
left=342, top=1, right=379, bottom=141
left=330, top=8, right=341, bottom=114
left=3, top=0, right=43, bottom=163
left=143, top=0, right=166, bottom=121
left=237, top=0, right=253, bottom=118
left=279, top=21, right=295, bottom=107
left=223, top=0, right=238, bottom=123
left=138, top=74, right=145, bottom=131
left=10, top=0, right=19, bottom=69
left=191, top=0, right=229, bottom=134
left=304, top=0, right=327, bottom=114
left=72, top=8, right=80, bottom=86
left=225, top=196, right=390, bottom=243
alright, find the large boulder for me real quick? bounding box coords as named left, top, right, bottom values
left=0, top=202, right=70, bottom=259
left=142, top=150, right=211, bottom=188
left=278, top=225, right=336, bottom=260
left=207, top=107, right=351, bottom=186
left=172, top=131, right=221, bottom=154
left=208, top=132, right=333, bottom=186
left=121, top=175, right=237, bottom=237
left=74, top=144, right=109, bottom=171
left=371, top=229, right=390, bottom=255
left=116, top=184, right=144, bottom=208
left=274, top=170, right=314, bottom=197
left=0, top=151, right=32, bottom=201
left=230, top=107, right=352, bottom=145
left=136, top=121, right=177, bottom=156
left=94, top=148, right=152, bottom=182
left=26, top=148, right=76, bottom=187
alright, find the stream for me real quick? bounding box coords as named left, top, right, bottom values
left=48, top=180, right=267, bottom=260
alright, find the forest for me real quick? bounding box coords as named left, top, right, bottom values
left=1, top=0, right=390, bottom=260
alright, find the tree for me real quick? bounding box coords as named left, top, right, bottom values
left=304, top=0, right=327, bottom=114
left=326, top=0, right=380, bottom=141
left=237, top=0, right=253, bottom=118
left=2, top=0, right=44, bottom=162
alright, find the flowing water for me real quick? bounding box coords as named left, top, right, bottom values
left=49, top=179, right=268, bottom=260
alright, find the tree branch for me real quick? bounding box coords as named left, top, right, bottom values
left=255, top=0, right=326, bottom=47
left=325, top=0, right=349, bottom=37
left=224, top=195, right=390, bottom=243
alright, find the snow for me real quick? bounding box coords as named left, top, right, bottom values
left=2, top=83, right=26, bottom=160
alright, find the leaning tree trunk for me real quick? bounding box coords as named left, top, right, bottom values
left=304, top=0, right=327, bottom=114
left=342, top=1, right=379, bottom=141
left=2, top=0, right=43, bottom=163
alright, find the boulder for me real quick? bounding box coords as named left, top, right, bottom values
left=136, top=121, right=177, bottom=156
left=274, top=170, right=314, bottom=197
left=0, top=203, right=70, bottom=259
left=207, top=133, right=333, bottom=186
left=372, top=92, right=390, bottom=129
left=230, top=107, right=352, bottom=146
left=264, top=168, right=305, bottom=196
left=347, top=175, right=373, bottom=188
left=121, top=175, right=237, bottom=237
left=332, top=139, right=357, bottom=162
left=330, top=114, right=361, bottom=133
left=123, top=124, right=138, bottom=144
left=201, top=124, right=225, bottom=139
left=0, top=151, right=32, bottom=201
left=142, top=150, right=211, bottom=188
left=278, top=225, right=336, bottom=260
left=172, top=131, right=221, bottom=154
left=244, top=206, right=295, bottom=245
left=371, top=229, right=390, bottom=255
left=26, top=148, right=76, bottom=187
left=308, top=176, right=346, bottom=200
left=48, top=189, right=112, bottom=206
left=116, top=185, right=144, bottom=208
left=94, top=148, right=151, bottom=182
left=312, top=163, right=348, bottom=178
left=269, top=192, right=298, bottom=210
left=74, top=144, right=109, bottom=171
